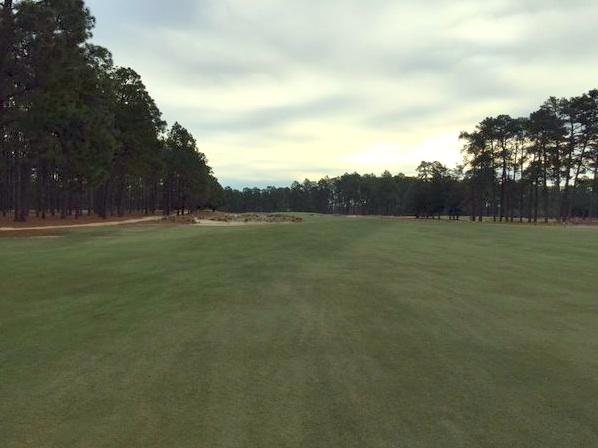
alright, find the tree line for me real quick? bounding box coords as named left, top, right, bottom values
left=3, top=1, right=595, bottom=223
left=461, top=90, right=598, bottom=222
left=224, top=88, right=598, bottom=222
left=0, top=0, right=221, bottom=222
left=222, top=168, right=465, bottom=219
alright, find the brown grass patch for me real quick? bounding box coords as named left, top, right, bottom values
left=0, top=229, right=63, bottom=238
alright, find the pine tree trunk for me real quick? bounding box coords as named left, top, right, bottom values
left=542, top=148, right=548, bottom=222
left=500, top=158, right=507, bottom=222
left=17, top=161, right=31, bottom=222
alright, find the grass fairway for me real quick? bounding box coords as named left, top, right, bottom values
left=1, top=216, right=597, bottom=447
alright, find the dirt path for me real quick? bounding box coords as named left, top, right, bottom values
left=0, top=216, right=162, bottom=232
left=0, top=212, right=302, bottom=234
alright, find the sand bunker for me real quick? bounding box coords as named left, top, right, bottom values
left=162, top=211, right=302, bottom=226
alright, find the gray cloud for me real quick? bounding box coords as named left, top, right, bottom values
left=85, top=0, right=598, bottom=187
left=186, top=95, right=359, bottom=135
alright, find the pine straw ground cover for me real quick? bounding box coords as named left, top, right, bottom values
left=1, top=215, right=597, bottom=447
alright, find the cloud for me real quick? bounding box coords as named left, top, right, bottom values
left=85, top=0, right=598, bottom=187
left=185, top=95, right=359, bottom=135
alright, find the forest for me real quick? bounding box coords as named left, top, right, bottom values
left=2, top=2, right=597, bottom=223
left=224, top=89, right=598, bottom=222
left=0, top=0, right=221, bottom=222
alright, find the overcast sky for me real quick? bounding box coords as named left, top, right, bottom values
left=85, top=0, right=598, bottom=188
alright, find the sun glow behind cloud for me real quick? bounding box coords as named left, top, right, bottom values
left=86, top=0, right=598, bottom=188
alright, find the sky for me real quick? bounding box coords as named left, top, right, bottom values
left=85, top=0, right=598, bottom=189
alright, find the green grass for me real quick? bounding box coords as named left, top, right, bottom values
left=1, top=216, right=597, bottom=447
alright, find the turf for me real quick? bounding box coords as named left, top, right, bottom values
left=1, top=216, right=597, bottom=447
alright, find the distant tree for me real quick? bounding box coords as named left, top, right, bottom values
left=460, top=129, right=492, bottom=221
left=415, top=161, right=448, bottom=219
left=162, top=122, right=212, bottom=215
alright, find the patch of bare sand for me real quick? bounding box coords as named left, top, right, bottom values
left=192, top=219, right=294, bottom=226
left=162, top=211, right=302, bottom=226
